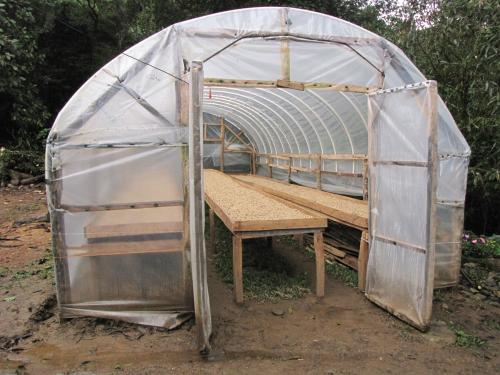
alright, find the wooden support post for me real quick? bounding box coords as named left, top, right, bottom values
left=280, top=9, right=290, bottom=81
left=314, top=231, right=325, bottom=298
left=362, top=159, right=369, bottom=201
left=316, top=154, right=322, bottom=190
left=209, top=207, right=215, bottom=254
left=47, top=143, right=72, bottom=318
left=357, top=231, right=369, bottom=291
left=233, top=235, right=243, bottom=304
left=287, top=156, right=292, bottom=183
left=267, top=155, right=272, bottom=178
left=220, top=118, right=225, bottom=172
left=252, top=151, right=257, bottom=175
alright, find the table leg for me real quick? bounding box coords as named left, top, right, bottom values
left=357, top=231, right=369, bottom=291
left=233, top=235, right=243, bottom=304
left=209, top=207, right=215, bottom=253
left=314, top=231, right=325, bottom=298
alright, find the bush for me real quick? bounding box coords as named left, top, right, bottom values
left=0, top=148, right=44, bottom=183
left=462, top=233, right=500, bottom=258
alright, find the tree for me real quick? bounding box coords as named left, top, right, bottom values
left=386, top=0, right=500, bottom=234
left=0, top=0, right=49, bottom=150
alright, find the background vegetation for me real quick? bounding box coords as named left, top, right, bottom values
left=0, top=0, right=498, bottom=234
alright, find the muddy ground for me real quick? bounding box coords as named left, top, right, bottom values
left=0, top=185, right=499, bottom=374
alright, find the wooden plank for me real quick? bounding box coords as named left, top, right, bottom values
left=268, top=163, right=289, bottom=171
left=203, top=78, right=376, bottom=94
left=314, top=232, right=325, bottom=298
left=258, top=152, right=367, bottom=161
left=233, top=235, right=243, bottom=304
left=373, top=234, right=426, bottom=254
left=84, top=222, right=183, bottom=239
left=291, top=165, right=317, bottom=173
left=65, top=239, right=184, bottom=257
left=233, top=217, right=326, bottom=232
left=357, top=231, right=369, bottom=291
left=276, top=79, right=304, bottom=90
left=60, top=200, right=183, bottom=213
left=321, top=170, right=363, bottom=178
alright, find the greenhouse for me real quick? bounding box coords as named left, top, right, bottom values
left=46, top=7, right=470, bottom=352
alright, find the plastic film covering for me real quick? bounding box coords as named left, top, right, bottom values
left=366, top=82, right=438, bottom=330
left=47, top=6, right=470, bottom=335
left=46, top=143, right=193, bottom=328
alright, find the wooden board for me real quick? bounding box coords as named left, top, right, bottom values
left=204, top=169, right=326, bottom=232
left=233, top=174, right=368, bottom=230
left=64, top=239, right=184, bottom=257
left=84, top=222, right=183, bottom=239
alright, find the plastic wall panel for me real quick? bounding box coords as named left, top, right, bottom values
left=366, top=83, right=437, bottom=330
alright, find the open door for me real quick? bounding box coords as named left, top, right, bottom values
left=189, top=61, right=212, bottom=352
left=366, top=81, right=438, bottom=331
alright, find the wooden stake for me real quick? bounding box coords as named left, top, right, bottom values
left=316, top=154, right=322, bottom=190
left=220, top=117, right=225, bottom=172
left=287, top=156, right=292, bottom=183
left=251, top=151, right=257, bottom=175
left=362, top=159, right=369, bottom=200
left=357, top=231, right=369, bottom=291
left=314, top=231, right=325, bottom=298
left=233, top=235, right=243, bottom=304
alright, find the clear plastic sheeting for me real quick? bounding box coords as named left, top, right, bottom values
left=46, top=7, right=470, bottom=346
left=366, top=83, right=438, bottom=330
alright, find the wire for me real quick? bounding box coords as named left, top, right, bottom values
left=121, top=52, right=188, bottom=84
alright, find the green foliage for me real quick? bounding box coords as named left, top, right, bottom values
left=326, top=261, right=358, bottom=287
left=0, top=0, right=50, bottom=149
left=385, top=0, right=500, bottom=234
left=451, top=326, right=486, bottom=348
left=462, top=233, right=500, bottom=258
left=0, top=148, right=44, bottom=182
left=211, top=217, right=310, bottom=302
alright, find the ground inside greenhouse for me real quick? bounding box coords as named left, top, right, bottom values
left=0, top=185, right=499, bottom=374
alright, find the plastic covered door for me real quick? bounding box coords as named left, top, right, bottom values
left=366, top=81, right=438, bottom=331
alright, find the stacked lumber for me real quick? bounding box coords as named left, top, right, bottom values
left=305, top=219, right=361, bottom=270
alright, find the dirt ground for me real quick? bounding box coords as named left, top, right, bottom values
left=0, top=186, right=499, bottom=374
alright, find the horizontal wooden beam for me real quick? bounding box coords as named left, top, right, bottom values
left=204, top=78, right=377, bottom=94
left=84, top=221, right=183, bottom=239
left=59, top=200, right=183, bottom=213
left=257, top=152, right=367, bottom=161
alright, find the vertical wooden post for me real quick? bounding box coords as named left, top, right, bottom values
left=47, top=141, right=72, bottom=319
left=209, top=207, right=215, bottom=254
left=267, top=155, right=272, bottom=178
left=316, top=154, right=322, bottom=190
left=314, top=231, right=325, bottom=298
left=189, top=60, right=212, bottom=352
left=362, top=158, right=369, bottom=201
left=251, top=151, right=257, bottom=175
left=232, top=235, right=243, bottom=304
left=287, top=156, right=292, bottom=183
left=220, top=117, right=225, bottom=172
left=280, top=8, right=290, bottom=81
left=357, top=231, right=369, bottom=291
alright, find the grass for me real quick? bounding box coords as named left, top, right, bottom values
left=450, top=325, right=486, bottom=348
left=209, top=217, right=310, bottom=302
left=302, top=243, right=358, bottom=287
left=1, top=249, right=54, bottom=284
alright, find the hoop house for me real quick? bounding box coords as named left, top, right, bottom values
left=46, top=7, right=470, bottom=351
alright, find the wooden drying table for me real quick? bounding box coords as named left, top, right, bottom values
left=233, top=174, right=370, bottom=290
left=204, top=169, right=328, bottom=303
